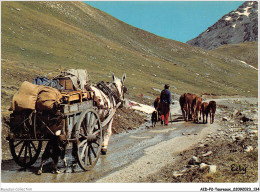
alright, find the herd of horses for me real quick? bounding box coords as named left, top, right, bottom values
left=153, top=93, right=216, bottom=125
left=179, top=93, right=216, bottom=124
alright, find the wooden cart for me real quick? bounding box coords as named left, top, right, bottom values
left=7, top=89, right=110, bottom=171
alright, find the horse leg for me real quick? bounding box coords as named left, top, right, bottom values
left=181, top=108, right=185, bottom=120
left=197, top=109, right=200, bottom=123
left=101, top=119, right=113, bottom=155
left=52, top=155, right=60, bottom=174
left=193, top=107, right=196, bottom=122
left=186, top=103, right=189, bottom=122
left=37, top=142, right=51, bottom=175
left=190, top=104, right=194, bottom=121
left=61, top=145, right=68, bottom=172
left=194, top=109, right=197, bottom=123
left=37, top=157, right=47, bottom=175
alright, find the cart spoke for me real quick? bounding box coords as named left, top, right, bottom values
left=85, top=115, right=89, bottom=133
left=88, top=147, right=92, bottom=165
left=23, top=142, right=28, bottom=164
left=79, top=133, right=87, bottom=140
left=92, top=129, right=100, bottom=136
left=84, top=146, right=89, bottom=166
left=81, top=120, right=86, bottom=131
left=28, top=142, right=33, bottom=161
left=81, top=119, right=88, bottom=136
left=29, top=141, right=37, bottom=153
left=90, top=119, right=98, bottom=133
left=93, top=141, right=100, bottom=146
left=14, top=140, right=23, bottom=148
left=88, top=113, right=94, bottom=132
left=80, top=142, right=88, bottom=160
left=78, top=139, right=87, bottom=148
left=90, top=145, right=97, bottom=158
left=18, top=142, right=26, bottom=159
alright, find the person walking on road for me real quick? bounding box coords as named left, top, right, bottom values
left=160, top=84, right=171, bottom=126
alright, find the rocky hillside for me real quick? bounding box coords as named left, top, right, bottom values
left=187, top=1, right=258, bottom=50
left=1, top=1, right=258, bottom=112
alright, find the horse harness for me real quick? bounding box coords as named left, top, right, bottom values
left=97, top=81, right=121, bottom=105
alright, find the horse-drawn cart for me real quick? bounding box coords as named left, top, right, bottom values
left=6, top=70, right=126, bottom=172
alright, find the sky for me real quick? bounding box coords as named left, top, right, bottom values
left=85, top=1, right=244, bottom=43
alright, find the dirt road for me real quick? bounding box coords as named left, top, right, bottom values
left=1, top=100, right=220, bottom=183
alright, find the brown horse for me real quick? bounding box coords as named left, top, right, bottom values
left=179, top=94, right=186, bottom=120
left=184, top=93, right=197, bottom=122
left=193, top=96, right=202, bottom=123
left=201, top=102, right=209, bottom=124
left=209, top=101, right=216, bottom=124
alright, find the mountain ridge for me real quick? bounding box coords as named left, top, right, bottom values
left=187, top=1, right=258, bottom=50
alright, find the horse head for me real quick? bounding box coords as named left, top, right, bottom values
left=110, top=73, right=127, bottom=107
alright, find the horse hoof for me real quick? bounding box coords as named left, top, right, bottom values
left=101, top=148, right=107, bottom=155
left=52, top=169, right=61, bottom=174
left=37, top=170, right=42, bottom=175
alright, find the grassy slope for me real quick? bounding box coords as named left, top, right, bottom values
left=210, top=42, right=258, bottom=69
left=1, top=2, right=258, bottom=111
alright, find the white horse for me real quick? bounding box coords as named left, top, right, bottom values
left=90, top=73, right=126, bottom=154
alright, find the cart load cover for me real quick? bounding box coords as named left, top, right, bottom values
left=10, top=81, right=41, bottom=111
left=10, top=81, right=62, bottom=111
left=36, top=86, right=62, bottom=111
left=62, top=69, right=88, bottom=90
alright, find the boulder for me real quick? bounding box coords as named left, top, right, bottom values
left=244, top=146, right=254, bottom=153
left=188, top=156, right=200, bottom=165
left=241, top=116, right=252, bottom=122
left=235, top=134, right=244, bottom=141
left=199, top=163, right=208, bottom=169
left=222, top=117, right=229, bottom=121
left=172, top=171, right=183, bottom=178
left=247, top=129, right=258, bottom=135
left=180, top=168, right=188, bottom=173
left=198, top=144, right=204, bottom=148
left=232, top=110, right=241, bottom=117
left=209, top=165, right=217, bottom=173
left=202, top=151, right=213, bottom=157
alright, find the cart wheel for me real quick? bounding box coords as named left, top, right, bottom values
left=9, top=140, right=42, bottom=167
left=74, top=108, right=102, bottom=171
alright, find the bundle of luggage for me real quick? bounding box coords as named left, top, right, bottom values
left=10, top=69, right=91, bottom=112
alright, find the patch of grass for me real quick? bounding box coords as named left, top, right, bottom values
left=227, top=156, right=235, bottom=162
left=211, top=42, right=258, bottom=69
left=246, top=150, right=258, bottom=161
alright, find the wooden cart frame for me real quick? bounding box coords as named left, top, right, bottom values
left=7, top=90, right=118, bottom=171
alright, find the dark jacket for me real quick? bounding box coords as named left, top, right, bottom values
left=160, top=89, right=171, bottom=104
left=160, top=89, right=171, bottom=115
